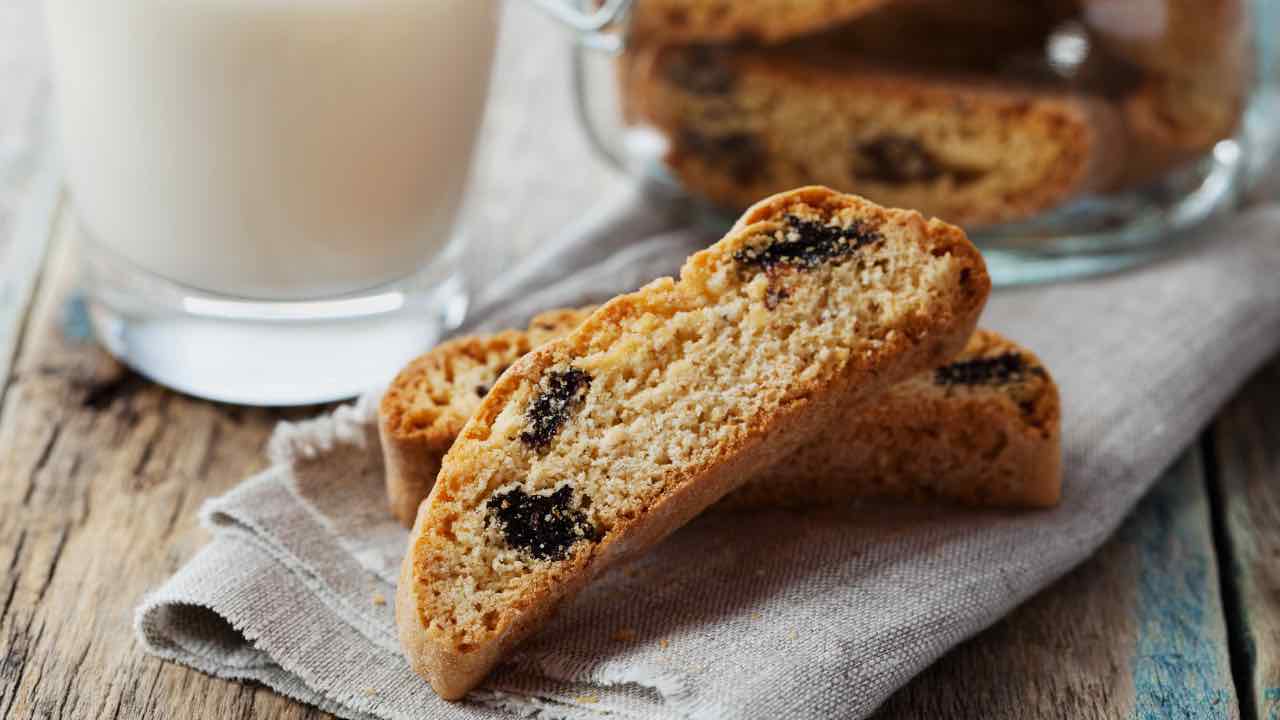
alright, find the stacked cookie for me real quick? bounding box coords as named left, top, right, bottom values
left=382, top=310, right=1060, bottom=527
left=620, top=0, right=1247, bottom=226
left=388, top=187, right=1062, bottom=698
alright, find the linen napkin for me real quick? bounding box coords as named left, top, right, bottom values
left=137, top=195, right=1280, bottom=720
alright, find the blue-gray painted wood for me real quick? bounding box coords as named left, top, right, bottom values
left=1127, top=450, right=1237, bottom=719
left=1211, top=357, right=1280, bottom=720
left=877, top=449, right=1238, bottom=719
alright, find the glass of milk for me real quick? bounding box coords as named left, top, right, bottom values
left=43, top=0, right=501, bottom=405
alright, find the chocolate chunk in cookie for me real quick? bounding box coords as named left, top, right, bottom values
left=520, top=367, right=591, bottom=450
left=735, top=214, right=880, bottom=273
left=662, top=46, right=737, bottom=96
left=854, top=135, right=943, bottom=183
left=486, top=485, right=598, bottom=560
left=935, top=352, right=1039, bottom=387
left=677, top=130, right=768, bottom=186
left=853, top=135, right=984, bottom=185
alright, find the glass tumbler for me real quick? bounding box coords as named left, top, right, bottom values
left=43, top=0, right=498, bottom=405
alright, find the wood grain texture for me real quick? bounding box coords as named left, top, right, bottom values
left=0, top=0, right=1263, bottom=717
left=0, top=219, right=337, bottom=720
left=1210, top=356, right=1280, bottom=720
left=877, top=450, right=1239, bottom=719
left=0, top=3, right=620, bottom=717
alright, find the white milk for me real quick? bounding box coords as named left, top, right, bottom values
left=44, top=0, right=498, bottom=300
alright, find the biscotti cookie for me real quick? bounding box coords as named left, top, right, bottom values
left=627, top=0, right=893, bottom=45
left=624, top=43, right=1123, bottom=227
left=397, top=187, right=990, bottom=698
left=1082, top=0, right=1247, bottom=159
left=787, top=0, right=1078, bottom=74
left=721, top=328, right=1061, bottom=509
left=380, top=307, right=596, bottom=528
left=1122, top=71, right=1245, bottom=156
left=1080, top=0, right=1246, bottom=78
left=383, top=317, right=1059, bottom=525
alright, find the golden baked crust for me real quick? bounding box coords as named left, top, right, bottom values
left=396, top=187, right=989, bottom=699
left=382, top=323, right=1060, bottom=525
left=622, top=41, right=1123, bottom=227
left=622, top=0, right=1248, bottom=200
left=380, top=330, right=530, bottom=531
left=722, top=329, right=1061, bottom=509
left=379, top=308, right=597, bottom=527
left=627, top=0, right=893, bottom=44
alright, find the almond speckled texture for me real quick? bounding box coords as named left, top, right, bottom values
left=622, top=40, right=1124, bottom=227
left=379, top=308, right=590, bottom=527
left=627, top=0, right=893, bottom=44
left=396, top=187, right=990, bottom=699
left=382, top=320, right=1061, bottom=525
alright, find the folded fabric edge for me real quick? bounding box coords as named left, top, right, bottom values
left=137, top=531, right=696, bottom=719
left=472, top=686, right=651, bottom=720
left=496, top=653, right=712, bottom=719
left=267, top=394, right=380, bottom=468
left=134, top=539, right=386, bottom=720
left=140, top=635, right=378, bottom=720
left=196, top=472, right=402, bottom=652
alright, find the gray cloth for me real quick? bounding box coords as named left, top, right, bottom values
left=137, top=197, right=1280, bottom=719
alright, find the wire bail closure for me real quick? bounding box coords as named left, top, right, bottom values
left=528, top=0, right=633, bottom=53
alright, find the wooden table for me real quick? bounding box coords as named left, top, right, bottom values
left=2, top=4, right=1278, bottom=719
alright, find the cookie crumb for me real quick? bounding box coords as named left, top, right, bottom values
left=575, top=694, right=600, bottom=704
left=611, top=627, right=638, bottom=642
left=750, top=612, right=762, bottom=621
left=371, top=593, right=387, bottom=606
left=363, top=687, right=379, bottom=696
left=659, top=639, right=670, bottom=649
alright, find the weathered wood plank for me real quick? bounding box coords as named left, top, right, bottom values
left=3, top=0, right=1250, bottom=717
left=5, top=249, right=1246, bottom=718
left=0, top=3, right=622, bottom=718
left=1210, top=356, right=1280, bottom=720
left=877, top=449, right=1239, bottom=719
left=0, top=216, right=334, bottom=720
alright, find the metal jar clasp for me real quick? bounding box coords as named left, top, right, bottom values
left=528, top=0, right=633, bottom=53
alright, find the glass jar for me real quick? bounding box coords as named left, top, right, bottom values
left=559, top=0, right=1280, bottom=284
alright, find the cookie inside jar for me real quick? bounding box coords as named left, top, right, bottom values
left=619, top=0, right=1252, bottom=229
